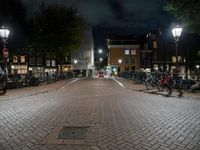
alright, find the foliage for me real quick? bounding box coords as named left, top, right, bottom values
left=164, top=0, right=200, bottom=34
left=28, top=3, right=85, bottom=57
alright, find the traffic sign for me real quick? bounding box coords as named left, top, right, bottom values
left=3, top=48, right=9, bottom=58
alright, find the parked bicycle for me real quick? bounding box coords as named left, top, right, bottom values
left=159, top=73, right=183, bottom=97
left=145, top=72, right=163, bottom=91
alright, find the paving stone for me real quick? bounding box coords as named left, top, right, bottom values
left=0, top=78, right=200, bottom=150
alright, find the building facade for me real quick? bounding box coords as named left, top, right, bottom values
left=71, top=25, right=95, bottom=77
left=107, top=35, right=141, bottom=76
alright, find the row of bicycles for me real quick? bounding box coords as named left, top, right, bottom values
left=145, top=72, right=183, bottom=97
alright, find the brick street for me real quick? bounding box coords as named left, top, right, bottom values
left=0, top=78, right=200, bottom=150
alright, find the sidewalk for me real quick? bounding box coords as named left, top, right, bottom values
left=0, top=78, right=79, bottom=100
left=115, top=77, right=200, bottom=99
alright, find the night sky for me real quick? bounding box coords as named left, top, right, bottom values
left=22, top=0, right=174, bottom=51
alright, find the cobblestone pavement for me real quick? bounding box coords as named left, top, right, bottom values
left=0, top=78, right=200, bottom=150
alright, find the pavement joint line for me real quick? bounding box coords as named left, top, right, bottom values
left=0, top=78, right=81, bottom=101
left=111, top=77, right=125, bottom=88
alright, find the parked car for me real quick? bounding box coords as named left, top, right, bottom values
left=98, top=71, right=104, bottom=77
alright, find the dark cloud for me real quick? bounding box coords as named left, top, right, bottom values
left=22, top=0, right=174, bottom=47
left=22, top=0, right=171, bottom=29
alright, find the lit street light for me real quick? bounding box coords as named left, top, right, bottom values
left=172, top=25, right=182, bottom=73
left=74, top=59, right=78, bottom=70
left=98, top=49, right=103, bottom=54
left=118, top=59, right=122, bottom=76
left=118, top=59, right=122, bottom=64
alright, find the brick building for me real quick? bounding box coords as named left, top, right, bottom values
left=107, top=34, right=141, bottom=76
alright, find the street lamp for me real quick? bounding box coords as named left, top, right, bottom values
left=118, top=59, right=122, bottom=64
left=172, top=25, right=182, bottom=72
left=0, top=27, right=10, bottom=75
left=74, top=59, right=78, bottom=70
left=98, top=49, right=103, bottom=54
left=118, top=59, right=122, bottom=76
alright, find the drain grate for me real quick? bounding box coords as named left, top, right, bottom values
left=57, top=126, right=89, bottom=139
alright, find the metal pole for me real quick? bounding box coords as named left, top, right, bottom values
left=175, top=40, right=178, bottom=72
left=3, top=40, right=7, bottom=75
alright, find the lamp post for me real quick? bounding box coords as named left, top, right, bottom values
left=74, top=59, right=78, bottom=70
left=0, top=27, right=10, bottom=75
left=118, top=59, right=122, bottom=76
left=172, top=25, right=182, bottom=73
left=196, top=65, right=200, bottom=81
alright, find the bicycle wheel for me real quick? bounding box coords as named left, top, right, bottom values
left=145, top=78, right=153, bottom=90
left=156, top=80, right=164, bottom=91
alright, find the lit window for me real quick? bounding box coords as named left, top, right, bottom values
left=21, top=56, right=25, bottom=63
left=46, top=60, right=50, bottom=66
left=153, top=41, right=157, bottom=49
left=131, top=49, right=136, bottom=55
left=52, top=60, right=56, bottom=67
left=13, top=56, right=18, bottom=63
left=178, top=56, right=182, bottom=62
left=172, top=56, right=176, bottom=63
left=125, top=49, right=129, bottom=55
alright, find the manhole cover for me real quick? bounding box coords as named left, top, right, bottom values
left=57, top=126, right=89, bottom=139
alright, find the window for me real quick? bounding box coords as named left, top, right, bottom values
left=131, top=67, right=135, bottom=71
left=178, top=56, right=182, bottom=63
left=13, top=56, right=18, bottom=63
left=125, top=66, right=129, bottom=71
left=37, top=57, right=43, bottom=66
left=125, top=49, right=129, bottom=55
left=52, top=60, right=56, bottom=67
left=21, top=56, right=25, bottom=63
left=46, top=60, right=50, bottom=66
left=125, top=56, right=129, bottom=64
left=153, top=41, right=158, bottom=49
left=172, top=56, right=176, bottom=63
left=17, top=65, right=27, bottom=74
left=131, top=49, right=136, bottom=55
left=29, top=57, right=36, bottom=66
left=130, top=56, right=136, bottom=64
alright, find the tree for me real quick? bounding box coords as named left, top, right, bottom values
left=164, top=0, right=200, bottom=34
left=28, top=3, right=85, bottom=72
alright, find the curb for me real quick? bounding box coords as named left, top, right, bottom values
left=0, top=78, right=81, bottom=101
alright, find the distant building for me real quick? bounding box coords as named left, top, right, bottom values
left=71, top=25, right=95, bottom=77
left=107, top=34, right=141, bottom=76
